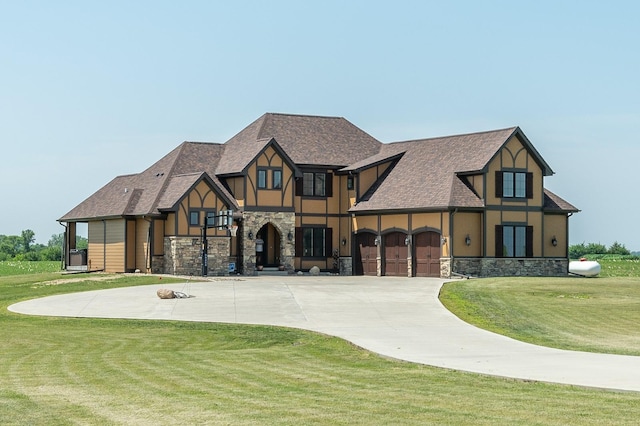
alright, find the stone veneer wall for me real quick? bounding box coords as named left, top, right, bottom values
left=339, top=257, right=352, bottom=276
left=451, top=258, right=569, bottom=277
left=164, top=236, right=231, bottom=276
left=242, top=211, right=296, bottom=275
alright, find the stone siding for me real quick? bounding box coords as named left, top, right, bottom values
left=339, top=257, right=353, bottom=276
left=451, top=258, right=568, bottom=277
left=164, top=236, right=231, bottom=277
left=242, top=211, right=296, bottom=275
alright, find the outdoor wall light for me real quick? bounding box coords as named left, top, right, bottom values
left=248, top=231, right=254, bottom=240
left=341, top=237, right=347, bottom=246
left=551, top=236, right=558, bottom=247
left=441, top=236, right=447, bottom=245
left=465, top=235, right=471, bottom=246
left=404, top=235, right=411, bottom=245
left=287, top=231, right=293, bottom=241
left=374, top=236, right=381, bottom=246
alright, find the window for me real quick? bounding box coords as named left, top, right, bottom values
left=273, top=169, right=282, bottom=189
left=347, top=176, right=354, bottom=190
left=257, top=169, right=267, bottom=189
left=206, top=211, right=216, bottom=227
left=295, top=227, right=333, bottom=258
left=496, top=171, right=533, bottom=199
left=299, top=171, right=332, bottom=197
left=496, top=225, right=533, bottom=257
left=189, top=211, right=200, bottom=226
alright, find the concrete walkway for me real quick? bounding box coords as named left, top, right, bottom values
left=9, top=275, right=640, bottom=392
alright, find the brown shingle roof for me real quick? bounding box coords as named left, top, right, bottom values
left=59, top=142, right=237, bottom=222
left=350, top=127, right=519, bottom=212
left=217, top=113, right=382, bottom=175
left=544, top=189, right=580, bottom=212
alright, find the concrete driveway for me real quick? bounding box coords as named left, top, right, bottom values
left=9, top=275, right=640, bottom=392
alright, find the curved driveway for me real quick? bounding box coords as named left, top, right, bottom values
left=9, top=275, right=640, bottom=392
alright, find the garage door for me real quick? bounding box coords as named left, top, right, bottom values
left=355, top=232, right=377, bottom=276
left=383, top=232, right=408, bottom=276
left=414, top=231, right=441, bottom=277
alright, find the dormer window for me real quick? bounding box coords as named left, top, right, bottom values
left=496, top=171, right=533, bottom=199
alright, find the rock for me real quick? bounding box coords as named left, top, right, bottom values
left=309, top=266, right=320, bottom=276
left=297, top=271, right=304, bottom=276
left=157, top=289, right=175, bottom=299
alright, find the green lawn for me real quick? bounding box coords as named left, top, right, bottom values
left=2, top=269, right=640, bottom=424
left=440, top=260, right=640, bottom=356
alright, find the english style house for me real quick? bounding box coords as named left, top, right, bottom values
left=59, top=113, right=578, bottom=277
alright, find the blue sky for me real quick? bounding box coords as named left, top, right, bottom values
left=1, top=1, right=639, bottom=249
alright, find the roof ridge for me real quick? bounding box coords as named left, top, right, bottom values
left=389, top=126, right=519, bottom=145
left=264, top=112, right=344, bottom=120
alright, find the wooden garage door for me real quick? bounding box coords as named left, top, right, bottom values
left=384, top=232, right=408, bottom=276
left=414, top=231, right=441, bottom=277
left=355, top=232, right=377, bottom=276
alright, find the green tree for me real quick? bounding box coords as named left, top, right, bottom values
left=21, top=229, right=35, bottom=253
left=608, top=241, right=631, bottom=255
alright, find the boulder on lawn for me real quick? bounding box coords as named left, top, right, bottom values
left=309, top=266, right=320, bottom=276
left=157, top=288, right=175, bottom=299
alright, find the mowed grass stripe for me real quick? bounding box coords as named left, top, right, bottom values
left=2, top=272, right=640, bottom=424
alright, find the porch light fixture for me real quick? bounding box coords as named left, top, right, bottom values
left=465, top=235, right=471, bottom=246
left=551, top=236, right=558, bottom=247
left=341, top=237, right=347, bottom=246
left=374, top=236, right=381, bottom=246
left=287, top=231, right=293, bottom=241
left=441, top=236, right=447, bottom=245
left=404, top=235, right=411, bottom=245
left=248, top=231, right=254, bottom=240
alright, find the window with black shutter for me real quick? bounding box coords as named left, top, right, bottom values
left=297, top=172, right=332, bottom=197
left=295, top=226, right=332, bottom=258
left=496, top=171, right=533, bottom=199
left=496, top=225, right=533, bottom=257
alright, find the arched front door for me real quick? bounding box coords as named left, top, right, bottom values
left=256, top=223, right=281, bottom=267
left=355, top=232, right=377, bottom=276
left=383, top=232, right=408, bottom=276
left=414, top=231, right=441, bottom=277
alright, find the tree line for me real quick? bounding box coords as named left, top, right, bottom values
left=0, top=230, right=87, bottom=262
left=569, top=241, right=636, bottom=259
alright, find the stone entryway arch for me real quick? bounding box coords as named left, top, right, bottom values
left=241, top=212, right=295, bottom=275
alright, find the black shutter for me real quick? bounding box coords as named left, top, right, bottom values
left=295, top=227, right=303, bottom=256
left=526, top=226, right=534, bottom=257
left=495, top=225, right=504, bottom=257
left=325, top=172, right=333, bottom=197
left=325, top=227, right=333, bottom=257
left=495, top=171, right=503, bottom=198
left=295, top=177, right=303, bottom=196
left=526, top=172, right=534, bottom=199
